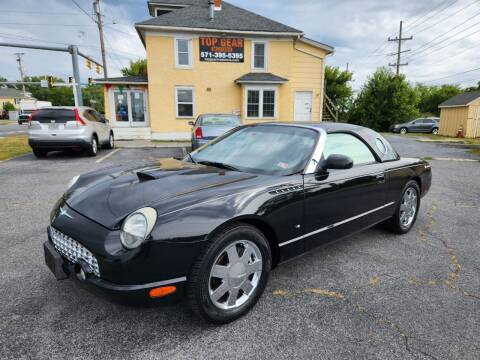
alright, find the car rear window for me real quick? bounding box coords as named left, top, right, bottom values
left=31, top=109, right=75, bottom=123
left=201, top=115, right=240, bottom=126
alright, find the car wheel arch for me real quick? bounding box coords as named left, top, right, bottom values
left=207, top=216, right=280, bottom=269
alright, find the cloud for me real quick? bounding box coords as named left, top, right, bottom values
left=0, top=0, right=478, bottom=90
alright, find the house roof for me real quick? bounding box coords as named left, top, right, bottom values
left=439, top=91, right=480, bottom=108
left=235, top=73, right=288, bottom=84
left=93, top=75, right=148, bottom=85
left=136, top=0, right=303, bottom=37
left=0, top=88, right=28, bottom=99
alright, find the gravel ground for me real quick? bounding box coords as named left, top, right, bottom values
left=0, top=137, right=479, bottom=360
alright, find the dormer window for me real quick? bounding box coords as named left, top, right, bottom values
left=155, top=8, right=172, bottom=16
left=252, top=41, right=267, bottom=71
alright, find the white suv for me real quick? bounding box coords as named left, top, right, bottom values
left=28, top=107, right=114, bottom=158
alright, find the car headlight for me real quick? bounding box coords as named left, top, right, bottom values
left=394, top=125, right=399, bottom=128
left=66, top=175, right=80, bottom=191
left=120, top=207, right=157, bottom=249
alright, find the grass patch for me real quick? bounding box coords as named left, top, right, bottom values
left=467, top=149, right=480, bottom=156
left=0, top=120, right=15, bottom=126
left=0, top=135, right=31, bottom=161
left=421, top=156, right=433, bottom=161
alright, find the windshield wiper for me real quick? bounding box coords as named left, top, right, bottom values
left=197, top=161, right=239, bottom=171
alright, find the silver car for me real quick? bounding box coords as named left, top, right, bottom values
left=28, top=106, right=114, bottom=158
left=189, top=114, right=241, bottom=150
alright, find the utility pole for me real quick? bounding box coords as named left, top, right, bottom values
left=93, top=0, right=108, bottom=79
left=14, top=53, right=26, bottom=95
left=388, top=21, right=413, bottom=75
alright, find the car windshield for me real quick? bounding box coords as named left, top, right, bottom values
left=190, top=125, right=318, bottom=175
left=201, top=115, right=240, bottom=126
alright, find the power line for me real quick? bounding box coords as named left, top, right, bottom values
left=0, top=22, right=96, bottom=27
left=406, top=22, right=480, bottom=61
left=421, top=66, right=480, bottom=83
left=70, top=0, right=95, bottom=21
left=404, top=0, right=452, bottom=30
left=406, top=0, right=459, bottom=32
left=412, top=0, right=479, bottom=36
left=406, top=9, right=480, bottom=58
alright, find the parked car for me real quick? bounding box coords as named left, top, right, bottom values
left=390, top=117, right=440, bottom=134
left=28, top=106, right=114, bottom=158
left=18, top=113, right=31, bottom=125
left=189, top=114, right=241, bottom=150
left=44, top=122, right=431, bottom=323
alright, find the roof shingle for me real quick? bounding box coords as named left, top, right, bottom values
left=137, top=0, right=302, bottom=34
left=439, top=91, right=480, bottom=107
left=235, top=73, right=288, bottom=84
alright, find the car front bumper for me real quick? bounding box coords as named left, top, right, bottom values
left=43, top=240, right=187, bottom=302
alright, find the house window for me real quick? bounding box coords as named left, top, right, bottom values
left=246, top=88, right=276, bottom=119
left=176, top=87, right=194, bottom=118
left=252, top=41, right=267, bottom=70
left=175, top=38, right=192, bottom=68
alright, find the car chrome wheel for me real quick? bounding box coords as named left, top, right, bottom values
left=432, top=128, right=439, bottom=135
left=208, top=240, right=263, bottom=310
left=400, top=128, right=407, bottom=135
left=400, top=187, right=417, bottom=228
left=92, top=138, right=98, bottom=154
left=109, top=134, right=114, bottom=148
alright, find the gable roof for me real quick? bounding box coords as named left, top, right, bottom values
left=0, top=88, right=28, bottom=99
left=439, top=91, right=480, bottom=108
left=136, top=0, right=303, bottom=38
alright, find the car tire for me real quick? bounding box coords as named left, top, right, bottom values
left=384, top=180, right=421, bottom=234
left=105, top=132, right=114, bottom=149
left=187, top=223, right=272, bottom=324
left=431, top=128, right=439, bottom=135
left=400, top=128, right=408, bottom=135
left=32, top=149, right=48, bottom=158
left=87, top=136, right=98, bottom=157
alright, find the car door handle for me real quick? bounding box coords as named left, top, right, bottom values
left=375, top=173, right=386, bottom=183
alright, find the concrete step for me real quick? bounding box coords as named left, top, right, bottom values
left=112, top=127, right=151, bottom=140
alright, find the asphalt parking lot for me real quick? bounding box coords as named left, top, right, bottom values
left=1, top=136, right=479, bottom=360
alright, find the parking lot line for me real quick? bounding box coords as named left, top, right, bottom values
left=95, top=149, right=120, bottom=163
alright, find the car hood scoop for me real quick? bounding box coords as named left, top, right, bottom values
left=64, top=158, right=262, bottom=229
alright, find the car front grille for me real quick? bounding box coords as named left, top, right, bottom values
left=49, top=227, right=100, bottom=277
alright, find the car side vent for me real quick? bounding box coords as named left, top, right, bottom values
left=268, top=185, right=303, bottom=195
left=136, top=171, right=157, bottom=182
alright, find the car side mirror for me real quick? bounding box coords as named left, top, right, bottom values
left=325, top=154, right=353, bottom=170
left=188, top=121, right=195, bottom=126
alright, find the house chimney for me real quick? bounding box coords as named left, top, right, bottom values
left=214, top=0, right=222, bottom=10
left=209, top=0, right=215, bottom=21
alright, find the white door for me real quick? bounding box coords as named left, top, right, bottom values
left=111, top=90, right=148, bottom=128
left=294, top=91, right=313, bottom=121
left=129, top=91, right=147, bottom=127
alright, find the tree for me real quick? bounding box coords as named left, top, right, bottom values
left=324, top=66, right=353, bottom=119
left=0, top=76, right=16, bottom=88
left=83, top=85, right=105, bottom=113
left=465, top=81, right=480, bottom=92
left=348, top=67, right=418, bottom=131
left=415, top=84, right=462, bottom=116
left=121, top=59, right=147, bottom=77
left=2, top=102, right=15, bottom=111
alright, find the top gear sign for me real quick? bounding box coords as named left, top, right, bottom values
left=199, top=37, right=244, bottom=63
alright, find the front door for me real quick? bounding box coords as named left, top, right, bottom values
left=294, top=91, right=312, bottom=121
left=112, top=89, right=148, bottom=128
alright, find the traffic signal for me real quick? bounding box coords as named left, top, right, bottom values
left=86, top=59, right=92, bottom=70
left=47, top=76, right=54, bottom=88
left=68, top=76, right=73, bottom=84
left=95, top=64, right=101, bottom=74
left=88, top=77, right=93, bottom=85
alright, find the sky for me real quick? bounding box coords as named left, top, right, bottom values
left=0, top=0, right=478, bottom=91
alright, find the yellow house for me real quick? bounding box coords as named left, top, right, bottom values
left=96, top=0, right=334, bottom=140
left=0, top=88, right=28, bottom=110
left=438, top=91, right=480, bottom=138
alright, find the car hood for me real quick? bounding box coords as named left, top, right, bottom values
left=64, top=158, right=268, bottom=229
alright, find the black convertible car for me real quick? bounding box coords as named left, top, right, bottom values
left=44, top=122, right=431, bottom=323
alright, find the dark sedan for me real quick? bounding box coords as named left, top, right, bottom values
left=44, top=122, right=431, bottom=323
left=390, top=117, right=440, bottom=134
left=189, top=114, right=241, bottom=150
